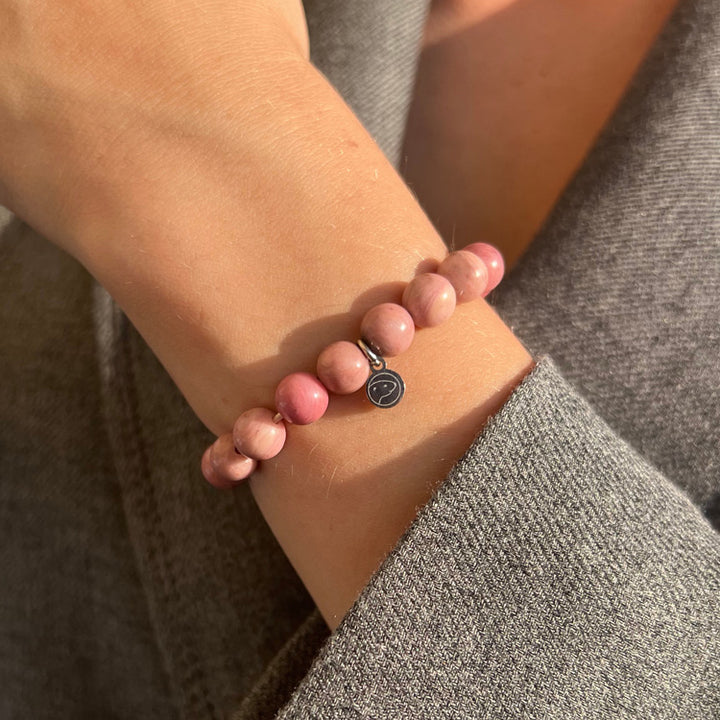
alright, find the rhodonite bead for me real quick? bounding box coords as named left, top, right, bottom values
left=201, top=446, right=235, bottom=490
left=233, top=407, right=287, bottom=460
left=401, top=273, right=456, bottom=327
left=437, top=250, right=489, bottom=302
left=463, top=242, right=505, bottom=296
left=360, top=302, right=415, bottom=357
left=275, top=371, right=329, bottom=424
left=210, top=432, right=257, bottom=484
left=317, top=340, right=369, bottom=394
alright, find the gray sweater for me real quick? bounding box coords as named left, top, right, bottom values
left=0, top=0, right=718, bottom=718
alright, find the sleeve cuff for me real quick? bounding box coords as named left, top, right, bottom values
left=276, top=355, right=720, bottom=718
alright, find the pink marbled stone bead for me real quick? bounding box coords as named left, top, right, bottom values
left=317, top=341, right=369, bottom=394
left=201, top=446, right=235, bottom=490
left=233, top=407, right=287, bottom=460
left=437, top=250, right=489, bottom=303
left=209, top=432, right=257, bottom=484
left=360, top=302, right=415, bottom=357
left=463, top=242, right=505, bottom=296
left=401, top=273, right=456, bottom=327
left=275, top=371, right=329, bottom=425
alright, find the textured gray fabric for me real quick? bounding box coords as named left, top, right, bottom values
left=1, top=0, right=719, bottom=718
left=234, top=613, right=330, bottom=720
left=276, top=357, right=720, bottom=718
left=0, top=221, right=176, bottom=719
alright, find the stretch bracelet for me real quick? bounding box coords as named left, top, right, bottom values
left=200, top=242, right=505, bottom=490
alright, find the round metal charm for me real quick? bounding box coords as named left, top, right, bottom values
left=356, top=338, right=405, bottom=409
left=366, top=366, right=405, bottom=408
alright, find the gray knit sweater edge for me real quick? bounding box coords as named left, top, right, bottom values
left=269, top=353, right=720, bottom=718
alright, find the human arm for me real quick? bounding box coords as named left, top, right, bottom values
left=2, top=2, right=718, bottom=717
left=402, top=0, right=681, bottom=267
left=0, top=0, right=533, bottom=629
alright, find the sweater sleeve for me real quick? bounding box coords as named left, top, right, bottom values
left=274, top=354, right=720, bottom=719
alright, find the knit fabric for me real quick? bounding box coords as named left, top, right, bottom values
left=0, top=221, right=177, bottom=719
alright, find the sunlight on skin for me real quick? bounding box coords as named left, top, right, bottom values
left=402, top=0, right=681, bottom=270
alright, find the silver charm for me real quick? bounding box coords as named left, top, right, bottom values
left=357, top=339, right=405, bottom=409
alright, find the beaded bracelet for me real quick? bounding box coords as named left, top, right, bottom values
left=200, top=242, right=505, bottom=489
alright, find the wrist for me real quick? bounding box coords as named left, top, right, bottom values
left=250, top=299, right=533, bottom=629
left=58, top=59, right=533, bottom=629
left=71, top=60, right=457, bottom=429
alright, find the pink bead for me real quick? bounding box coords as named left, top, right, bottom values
left=275, top=372, right=329, bottom=425
left=437, top=250, right=489, bottom=303
left=233, top=407, right=287, bottom=460
left=401, top=273, right=456, bottom=327
left=201, top=446, right=235, bottom=490
left=317, top=341, right=369, bottom=394
left=210, top=433, right=257, bottom=484
left=463, top=242, right=505, bottom=296
left=360, top=302, right=415, bottom=357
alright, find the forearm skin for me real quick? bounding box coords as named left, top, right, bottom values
left=2, top=33, right=533, bottom=629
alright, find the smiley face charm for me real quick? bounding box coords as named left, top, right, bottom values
left=356, top=338, right=405, bottom=409
left=366, top=366, right=405, bottom=408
